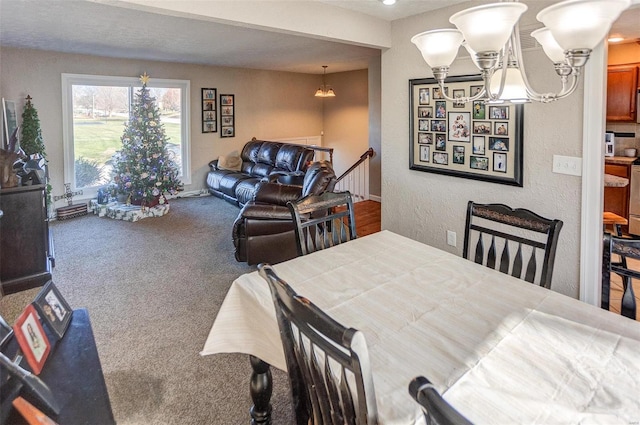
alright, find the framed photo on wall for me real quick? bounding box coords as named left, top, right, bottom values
left=220, top=94, right=235, bottom=138
left=409, top=75, right=524, bottom=186
left=201, top=88, right=217, bottom=133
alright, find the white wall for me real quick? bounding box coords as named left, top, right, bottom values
left=0, top=47, right=326, bottom=208
left=381, top=4, right=584, bottom=297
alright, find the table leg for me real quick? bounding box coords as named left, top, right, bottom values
left=249, top=355, right=272, bottom=425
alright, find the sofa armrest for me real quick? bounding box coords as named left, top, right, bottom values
left=208, top=159, right=219, bottom=171
left=240, top=203, right=293, bottom=220
left=253, top=182, right=302, bottom=206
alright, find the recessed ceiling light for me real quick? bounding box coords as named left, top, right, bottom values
left=608, top=36, right=625, bottom=43
left=382, top=0, right=396, bottom=5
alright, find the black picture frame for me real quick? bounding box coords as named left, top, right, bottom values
left=220, top=94, right=235, bottom=138
left=409, top=75, right=524, bottom=187
left=32, top=281, right=72, bottom=339
left=201, top=88, right=217, bottom=133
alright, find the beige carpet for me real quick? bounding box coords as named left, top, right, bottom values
left=0, top=196, right=293, bottom=424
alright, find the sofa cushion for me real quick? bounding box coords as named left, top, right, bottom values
left=235, top=178, right=262, bottom=206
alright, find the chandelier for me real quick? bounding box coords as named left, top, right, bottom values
left=411, top=0, right=631, bottom=104
left=315, top=65, right=336, bottom=98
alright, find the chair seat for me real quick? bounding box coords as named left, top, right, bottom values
left=603, top=211, right=627, bottom=237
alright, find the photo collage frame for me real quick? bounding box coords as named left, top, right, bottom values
left=220, top=94, right=235, bottom=138
left=201, top=88, right=217, bottom=133
left=410, top=75, right=523, bottom=186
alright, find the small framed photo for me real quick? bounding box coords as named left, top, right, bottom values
left=494, top=152, right=507, bottom=173
left=494, top=121, right=509, bottom=136
left=13, top=305, right=50, bottom=375
left=221, top=126, right=235, bottom=137
left=489, top=137, right=509, bottom=152
left=448, top=112, right=470, bottom=142
left=220, top=95, right=234, bottom=106
left=418, top=106, right=433, bottom=118
left=420, top=145, right=430, bottom=162
left=433, top=86, right=448, bottom=100
left=470, top=85, right=483, bottom=97
left=489, top=105, right=509, bottom=120
left=435, top=134, right=446, bottom=151
left=452, top=89, right=465, bottom=108
left=470, top=156, right=489, bottom=171
left=0, top=314, right=13, bottom=347
left=418, top=88, right=430, bottom=105
left=431, top=120, right=446, bottom=132
left=418, top=132, right=433, bottom=144
left=473, top=121, right=491, bottom=135
left=433, top=152, right=448, bottom=165
left=472, top=136, right=486, bottom=155
left=435, top=101, right=446, bottom=118
left=33, top=281, right=72, bottom=339
left=472, top=101, right=485, bottom=120
left=418, top=119, right=429, bottom=131
left=453, top=145, right=465, bottom=165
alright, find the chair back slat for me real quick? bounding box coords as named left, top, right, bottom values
left=289, top=191, right=358, bottom=256
left=259, top=264, right=377, bottom=424
left=487, top=236, right=497, bottom=269
left=499, top=241, right=510, bottom=274
left=511, top=243, right=523, bottom=280
left=463, top=201, right=563, bottom=289
left=601, top=233, right=638, bottom=320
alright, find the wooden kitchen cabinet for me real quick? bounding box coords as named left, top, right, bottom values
left=0, top=184, right=54, bottom=295
left=606, top=64, right=639, bottom=122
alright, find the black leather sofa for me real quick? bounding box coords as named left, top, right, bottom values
left=233, top=161, right=336, bottom=265
left=206, top=139, right=315, bottom=206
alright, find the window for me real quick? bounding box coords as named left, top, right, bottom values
left=61, top=74, right=191, bottom=197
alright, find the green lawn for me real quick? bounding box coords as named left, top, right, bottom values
left=73, top=117, right=180, bottom=165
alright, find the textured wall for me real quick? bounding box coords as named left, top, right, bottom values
left=381, top=3, right=583, bottom=297
left=0, top=47, right=326, bottom=207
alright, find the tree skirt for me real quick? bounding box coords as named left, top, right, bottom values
left=90, top=200, right=169, bottom=222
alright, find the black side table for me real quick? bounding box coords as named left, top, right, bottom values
left=1, top=308, right=115, bottom=424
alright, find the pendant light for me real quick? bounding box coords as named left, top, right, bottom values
left=315, top=65, right=336, bottom=98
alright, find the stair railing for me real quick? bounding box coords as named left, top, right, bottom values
left=334, top=148, right=375, bottom=203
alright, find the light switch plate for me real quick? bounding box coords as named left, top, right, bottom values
left=552, top=155, right=582, bottom=176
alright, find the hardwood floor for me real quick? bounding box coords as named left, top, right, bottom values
left=354, top=200, right=381, bottom=237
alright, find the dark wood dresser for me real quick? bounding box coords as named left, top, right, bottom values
left=0, top=184, right=54, bottom=295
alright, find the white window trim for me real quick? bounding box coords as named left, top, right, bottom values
left=61, top=73, right=191, bottom=200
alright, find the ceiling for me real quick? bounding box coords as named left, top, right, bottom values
left=1, top=0, right=639, bottom=75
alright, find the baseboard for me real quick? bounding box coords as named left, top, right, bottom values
left=369, top=194, right=381, bottom=203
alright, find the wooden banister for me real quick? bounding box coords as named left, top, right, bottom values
left=336, top=148, right=375, bottom=183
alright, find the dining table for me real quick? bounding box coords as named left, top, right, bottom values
left=201, top=230, right=640, bottom=424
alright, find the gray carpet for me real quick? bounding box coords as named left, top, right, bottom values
left=0, top=196, right=293, bottom=424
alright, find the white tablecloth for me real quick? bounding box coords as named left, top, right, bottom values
left=202, top=230, right=640, bottom=424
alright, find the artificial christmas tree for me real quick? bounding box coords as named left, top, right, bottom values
left=111, top=73, right=182, bottom=207
left=20, top=95, right=46, bottom=158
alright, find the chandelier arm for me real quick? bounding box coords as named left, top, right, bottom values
left=485, top=50, right=508, bottom=102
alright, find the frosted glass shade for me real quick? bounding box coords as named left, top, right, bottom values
left=411, top=29, right=463, bottom=68
left=462, top=42, right=482, bottom=70
left=490, top=67, right=529, bottom=102
left=537, top=0, right=631, bottom=51
left=530, top=28, right=566, bottom=63
left=450, top=3, right=527, bottom=53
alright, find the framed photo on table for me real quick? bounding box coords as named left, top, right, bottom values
left=33, top=281, right=72, bottom=339
left=13, top=304, right=50, bottom=374
left=409, top=75, right=523, bottom=186
left=201, top=88, right=217, bottom=133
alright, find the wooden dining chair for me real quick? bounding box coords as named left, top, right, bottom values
left=408, top=376, right=472, bottom=425
left=258, top=264, right=377, bottom=425
left=463, top=201, right=563, bottom=289
left=287, top=191, right=357, bottom=256
left=602, top=232, right=638, bottom=320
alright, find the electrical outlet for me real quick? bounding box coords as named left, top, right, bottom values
left=552, top=155, right=582, bottom=176
left=447, top=230, right=456, bottom=247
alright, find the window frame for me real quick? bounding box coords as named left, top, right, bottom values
left=61, top=73, right=191, bottom=199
